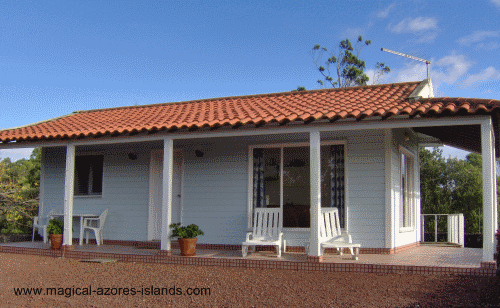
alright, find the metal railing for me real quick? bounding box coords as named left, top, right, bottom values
left=420, top=214, right=465, bottom=247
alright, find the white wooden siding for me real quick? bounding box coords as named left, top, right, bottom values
left=180, top=142, right=248, bottom=244
left=41, top=129, right=390, bottom=247
left=42, top=144, right=157, bottom=241
left=182, top=130, right=387, bottom=247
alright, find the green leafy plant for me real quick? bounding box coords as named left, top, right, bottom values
left=47, top=218, right=63, bottom=235
left=169, top=223, right=204, bottom=238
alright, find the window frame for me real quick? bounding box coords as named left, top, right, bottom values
left=247, top=140, right=348, bottom=231
left=74, top=153, right=104, bottom=198
left=399, top=146, right=415, bottom=232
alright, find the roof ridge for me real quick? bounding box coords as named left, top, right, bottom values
left=76, top=80, right=423, bottom=114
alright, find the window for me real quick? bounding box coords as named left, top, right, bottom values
left=252, top=144, right=345, bottom=228
left=74, top=155, right=103, bottom=196
left=400, top=150, right=414, bottom=229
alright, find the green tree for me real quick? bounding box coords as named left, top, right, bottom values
left=420, top=148, right=500, bottom=235
left=0, top=148, right=41, bottom=233
left=420, top=147, right=452, bottom=215
left=311, top=35, right=390, bottom=88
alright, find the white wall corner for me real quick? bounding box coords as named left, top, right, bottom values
left=409, top=78, right=434, bottom=100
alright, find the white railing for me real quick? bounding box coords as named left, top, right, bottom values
left=420, top=214, right=465, bottom=247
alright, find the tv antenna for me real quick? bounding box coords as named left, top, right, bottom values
left=381, top=48, right=431, bottom=79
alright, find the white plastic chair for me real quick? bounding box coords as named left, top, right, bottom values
left=242, top=208, right=285, bottom=258
left=32, top=216, right=49, bottom=243
left=305, top=207, right=360, bottom=260
left=82, top=208, right=108, bottom=245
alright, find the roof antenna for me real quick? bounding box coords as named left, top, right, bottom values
left=381, top=48, right=431, bottom=79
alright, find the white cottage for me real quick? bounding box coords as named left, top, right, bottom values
left=0, top=79, right=498, bottom=263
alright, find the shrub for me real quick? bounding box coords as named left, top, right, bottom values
left=47, top=219, right=63, bottom=235
left=169, top=223, right=204, bottom=238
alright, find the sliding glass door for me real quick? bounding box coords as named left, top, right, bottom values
left=252, top=143, right=345, bottom=229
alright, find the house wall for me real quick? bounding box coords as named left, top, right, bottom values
left=390, top=128, right=421, bottom=248
left=176, top=129, right=387, bottom=248
left=41, top=142, right=162, bottom=241
left=41, top=147, right=66, bottom=216
left=40, top=129, right=389, bottom=248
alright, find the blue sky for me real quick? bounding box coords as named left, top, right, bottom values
left=1, top=0, right=499, bottom=161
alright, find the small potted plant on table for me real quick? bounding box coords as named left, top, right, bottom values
left=47, top=218, right=63, bottom=250
left=169, top=223, right=204, bottom=256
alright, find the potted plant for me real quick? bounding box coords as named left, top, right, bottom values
left=47, top=218, right=63, bottom=250
left=169, top=223, right=204, bottom=256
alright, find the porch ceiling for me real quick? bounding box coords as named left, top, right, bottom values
left=414, top=110, right=500, bottom=158
left=414, top=125, right=482, bottom=154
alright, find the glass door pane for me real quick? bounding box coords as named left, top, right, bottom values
left=253, top=148, right=281, bottom=208
left=283, top=146, right=310, bottom=227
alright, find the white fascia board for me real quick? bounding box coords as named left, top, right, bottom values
left=0, top=115, right=492, bottom=149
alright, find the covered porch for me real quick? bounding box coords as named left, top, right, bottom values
left=48, top=114, right=498, bottom=264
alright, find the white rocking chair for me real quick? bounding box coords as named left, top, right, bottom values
left=242, top=208, right=285, bottom=258
left=305, top=207, right=361, bottom=260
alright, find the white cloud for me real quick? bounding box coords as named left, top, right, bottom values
left=431, top=53, right=474, bottom=86
left=377, top=3, right=396, bottom=18
left=463, top=66, right=500, bottom=88
left=344, top=27, right=364, bottom=38
left=391, top=52, right=474, bottom=94
left=457, top=30, right=499, bottom=46
left=390, top=17, right=439, bottom=43
left=391, top=17, right=438, bottom=33
left=415, top=32, right=439, bottom=43
left=393, top=62, right=428, bottom=83
left=477, top=42, right=500, bottom=50
left=491, top=0, right=500, bottom=8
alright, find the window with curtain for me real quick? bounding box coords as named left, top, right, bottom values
left=252, top=144, right=345, bottom=228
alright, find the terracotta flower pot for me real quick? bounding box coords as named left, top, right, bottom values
left=178, top=238, right=197, bottom=256
left=49, top=234, right=63, bottom=250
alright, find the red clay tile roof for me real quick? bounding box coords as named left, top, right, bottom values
left=1, top=81, right=499, bottom=143
left=417, top=97, right=500, bottom=115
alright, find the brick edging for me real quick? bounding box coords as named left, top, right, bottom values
left=0, top=244, right=494, bottom=276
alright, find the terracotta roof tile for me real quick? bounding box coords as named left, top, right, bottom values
left=2, top=81, right=499, bottom=143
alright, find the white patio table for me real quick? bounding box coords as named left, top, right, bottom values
left=50, top=213, right=99, bottom=245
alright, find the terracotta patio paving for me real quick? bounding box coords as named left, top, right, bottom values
left=0, top=241, right=485, bottom=268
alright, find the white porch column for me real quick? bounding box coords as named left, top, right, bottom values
left=384, top=129, right=395, bottom=249
left=492, top=142, right=498, bottom=242
left=160, top=137, right=174, bottom=252
left=481, top=120, right=496, bottom=262
left=63, top=144, right=75, bottom=246
left=309, top=130, right=322, bottom=259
